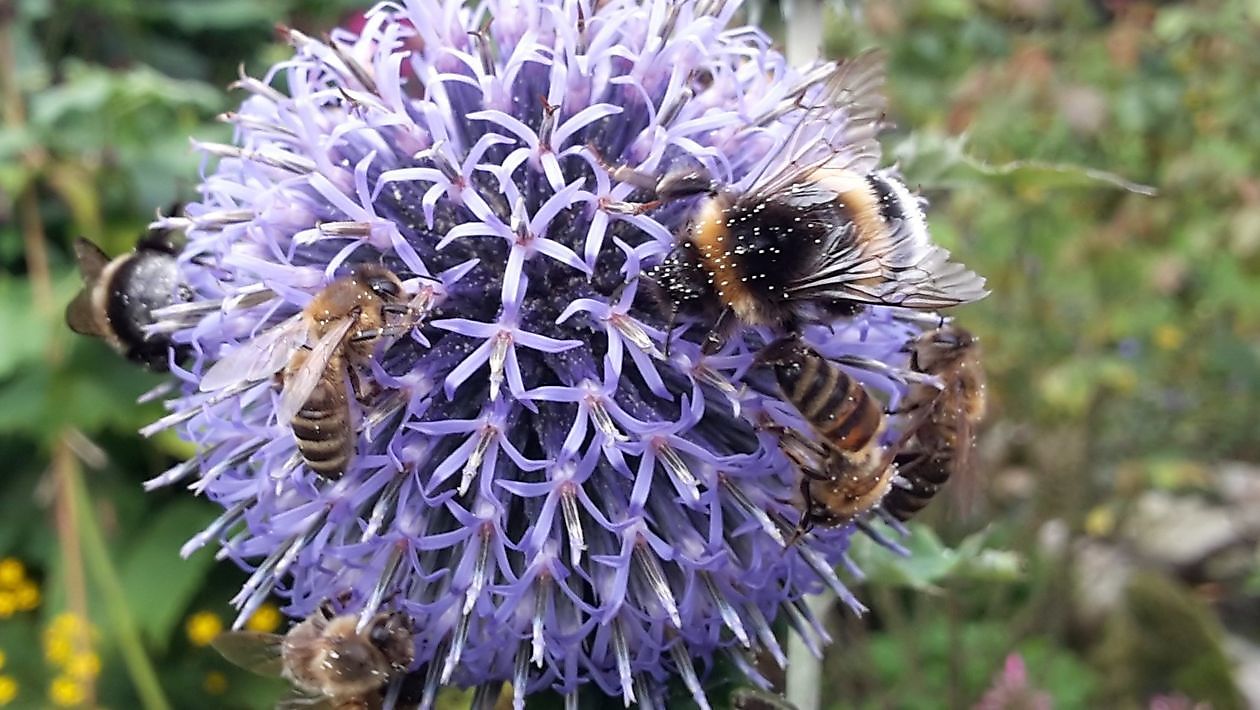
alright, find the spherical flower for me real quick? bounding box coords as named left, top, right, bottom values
left=142, top=0, right=980, bottom=706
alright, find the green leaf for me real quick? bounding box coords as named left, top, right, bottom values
left=849, top=525, right=1023, bottom=590
left=119, top=498, right=221, bottom=652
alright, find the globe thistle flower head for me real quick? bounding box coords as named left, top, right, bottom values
left=143, top=0, right=980, bottom=706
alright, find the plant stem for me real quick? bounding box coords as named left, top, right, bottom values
left=68, top=461, right=172, bottom=710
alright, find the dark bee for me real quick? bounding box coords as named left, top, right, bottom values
left=65, top=223, right=191, bottom=370
left=882, top=324, right=986, bottom=522
left=213, top=605, right=414, bottom=710
left=757, top=335, right=895, bottom=533
left=599, top=50, right=987, bottom=352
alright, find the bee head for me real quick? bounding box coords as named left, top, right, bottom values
left=353, top=264, right=405, bottom=301
left=366, top=612, right=415, bottom=671
left=656, top=168, right=718, bottom=201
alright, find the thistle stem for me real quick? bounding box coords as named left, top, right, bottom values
left=69, top=460, right=172, bottom=710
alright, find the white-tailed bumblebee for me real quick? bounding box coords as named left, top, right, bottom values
left=65, top=222, right=191, bottom=371
left=599, top=50, right=987, bottom=352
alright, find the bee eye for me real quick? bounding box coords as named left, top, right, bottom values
left=368, top=621, right=394, bottom=646
left=370, top=278, right=401, bottom=298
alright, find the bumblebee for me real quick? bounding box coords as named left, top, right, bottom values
left=599, top=50, right=987, bottom=352
left=65, top=222, right=191, bottom=370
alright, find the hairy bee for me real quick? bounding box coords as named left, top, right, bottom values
left=599, top=51, right=986, bottom=352
left=213, top=607, right=414, bottom=710
left=201, top=264, right=421, bottom=479
left=882, top=324, right=986, bottom=521
left=757, top=335, right=895, bottom=532
left=65, top=224, right=191, bottom=370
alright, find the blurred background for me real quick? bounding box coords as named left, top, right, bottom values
left=1, top=0, right=1258, bottom=708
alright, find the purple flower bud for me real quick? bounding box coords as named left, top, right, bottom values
left=143, top=0, right=981, bottom=705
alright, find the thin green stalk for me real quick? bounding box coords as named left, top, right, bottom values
left=68, top=463, right=172, bottom=710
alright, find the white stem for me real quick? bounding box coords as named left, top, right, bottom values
left=783, top=0, right=826, bottom=65
left=784, top=592, right=833, bottom=710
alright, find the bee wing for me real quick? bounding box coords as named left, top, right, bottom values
left=741, top=49, right=888, bottom=202
left=200, top=316, right=306, bottom=392
left=72, top=237, right=110, bottom=283
left=276, top=696, right=339, bottom=710
left=275, top=316, right=354, bottom=424
left=210, top=631, right=286, bottom=677
left=784, top=211, right=989, bottom=310
left=65, top=289, right=106, bottom=337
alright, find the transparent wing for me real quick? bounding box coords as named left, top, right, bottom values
left=210, top=631, right=286, bottom=677
left=275, top=317, right=354, bottom=424
left=65, top=289, right=105, bottom=337
left=200, top=316, right=306, bottom=392
left=72, top=237, right=110, bottom=283
left=785, top=211, right=989, bottom=309
left=739, top=49, right=888, bottom=202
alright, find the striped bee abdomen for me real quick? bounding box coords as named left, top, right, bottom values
left=291, top=361, right=353, bottom=479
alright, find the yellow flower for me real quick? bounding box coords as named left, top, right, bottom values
left=0, top=650, right=5, bottom=669
left=44, top=636, right=73, bottom=666
left=65, top=653, right=101, bottom=681
left=185, top=611, right=224, bottom=647
left=1153, top=323, right=1184, bottom=351
left=203, top=671, right=229, bottom=695
left=1085, top=506, right=1116, bottom=538
left=0, top=675, right=16, bottom=706
left=0, top=560, right=25, bottom=589
left=0, top=594, right=14, bottom=619
left=245, top=603, right=283, bottom=634
left=48, top=675, right=85, bottom=707
left=49, top=613, right=85, bottom=638
left=14, top=582, right=39, bottom=611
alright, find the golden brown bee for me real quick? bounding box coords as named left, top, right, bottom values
left=65, top=226, right=191, bottom=370
left=882, top=324, right=986, bottom=522
left=757, top=335, right=895, bottom=533
left=598, top=51, right=986, bottom=353
left=212, top=607, right=414, bottom=710
left=201, top=264, right=418, bottom=479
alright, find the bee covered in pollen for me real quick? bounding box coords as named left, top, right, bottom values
left=212, top=606, right=414, bottom=710
left=882, top=323, right=987, bottom=522
left=199, top=264, right=428, bottom=480
left=597, top=50, right=987, bottom=353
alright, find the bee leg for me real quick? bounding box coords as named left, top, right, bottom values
left=784, top=480, right=816, bottom=548
left=700, top=306, right=734, bottom=356
left=662, top=306, right=678, bottom=359
left=346, top=365, right=378, bottom=406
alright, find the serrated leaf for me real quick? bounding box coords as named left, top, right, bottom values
left=119, top=498, right=221, bottom=652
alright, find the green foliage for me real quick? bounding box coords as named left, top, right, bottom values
left=847, top=525, right=1023, bottom=591
left=1095, top=573, right=1245, bottom=709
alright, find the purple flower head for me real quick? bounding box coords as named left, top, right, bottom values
left=143, top=0, right=981, bottom=706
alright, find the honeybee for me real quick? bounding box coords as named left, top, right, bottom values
left=65, top=224, right=191, bottom=370
left=213, top=607, right=414, bottom=710
left=599, top=50, right=986, bottom=352
left=756, top=335, right=895, bottom=534
left=200, top=264, right=419, bottom=479
left=881, top=324, right=986, bottom=521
